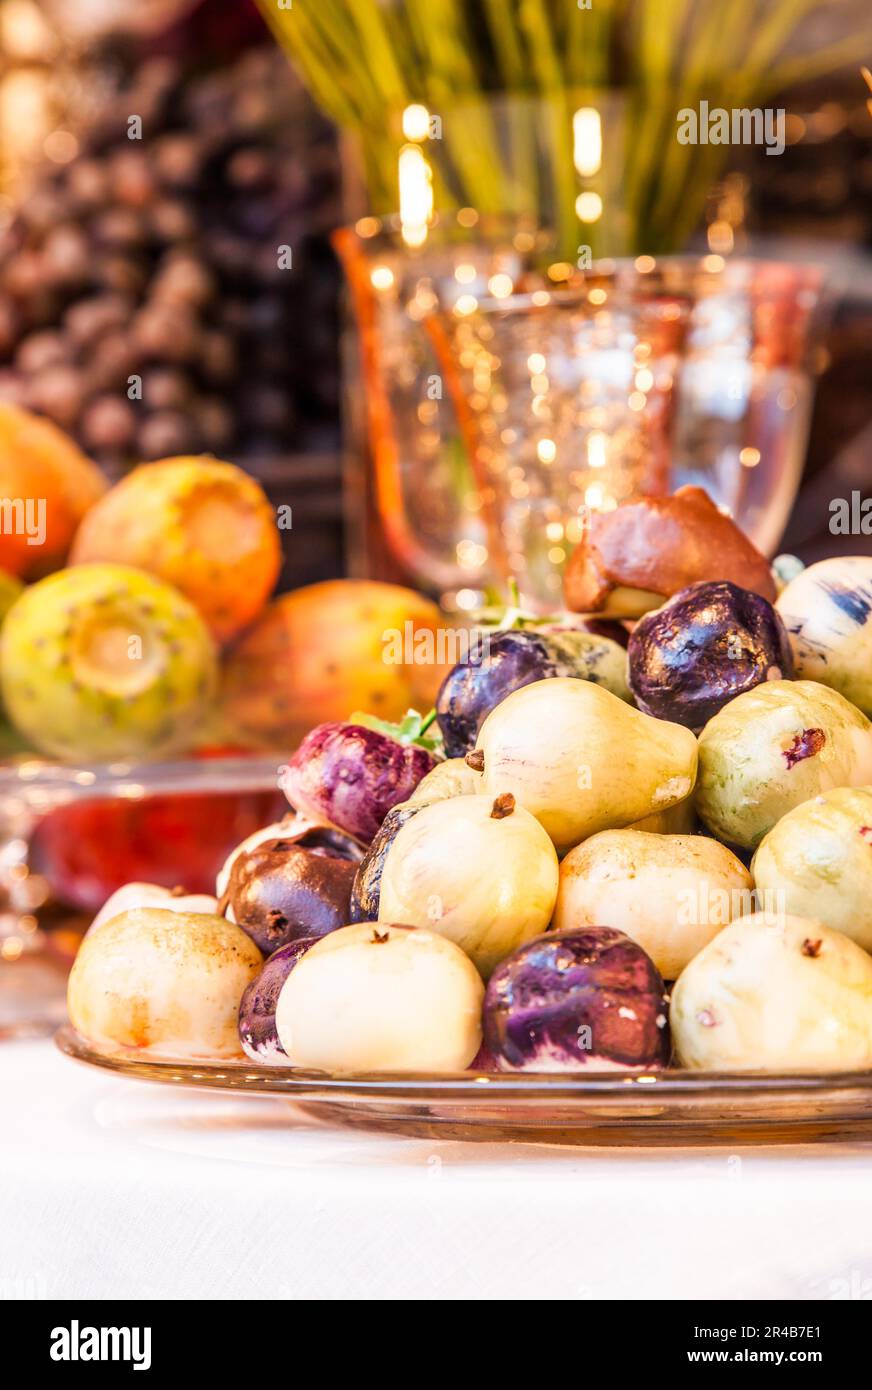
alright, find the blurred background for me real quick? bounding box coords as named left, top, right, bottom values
left=0, top=0, right=867, bottom=594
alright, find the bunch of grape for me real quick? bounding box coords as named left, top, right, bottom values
left=0, top=46, right=342, bottom=470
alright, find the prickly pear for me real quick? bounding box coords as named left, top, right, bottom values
left=0, top=563, right=218, bottom=761
left=70, top=456, right=281, bottom=643
left=0, top=404, right=107, bottom=579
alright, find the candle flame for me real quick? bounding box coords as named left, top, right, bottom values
left=398, top=143, right=433, bottom=248
left=573, top=107, right=602, bottom=178
left=402, top=103, right=431, bottom=142
left=587, top=431, right=608, bottom=470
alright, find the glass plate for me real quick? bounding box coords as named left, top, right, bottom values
left=55, top=1027, right=872, bottom=1147
left=0, top=755, right=286, bottom=1038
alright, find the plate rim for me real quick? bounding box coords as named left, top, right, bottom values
left=54, top=1026, right=872, bottom=1102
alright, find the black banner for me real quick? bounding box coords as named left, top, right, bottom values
left=1, top=1299, right=866, bottom=1372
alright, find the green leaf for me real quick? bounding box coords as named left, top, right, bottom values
left=348, top=707, right=444, bottom=753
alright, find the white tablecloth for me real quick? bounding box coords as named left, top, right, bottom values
left=2, top=1038, right=872, bottom=1301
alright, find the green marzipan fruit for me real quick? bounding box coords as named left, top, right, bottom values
left=752, top=786, right=872, bottom=950
left=696, top=680, right=872, bottom=850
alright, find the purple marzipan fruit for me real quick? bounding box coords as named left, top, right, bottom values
left=628, top=581, right=794, bottom=729
left=436, top=629, right=569, bottom=758
left=348, top=801, right=424, bottom=922
left=468, top=1040, right=499, bottom=1072
left=238, top=938, right=317, bottom=1063
left=279, top=722, right=437, bottom=845
left=484, top=927, right=671, bottom=1072
left=221, top=837, right=357, bottom=955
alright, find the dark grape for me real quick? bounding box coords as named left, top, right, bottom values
left=0, top=46, right=342, bottom=469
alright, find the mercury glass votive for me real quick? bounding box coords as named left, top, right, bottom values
left=431, top=256, right=825, bottom=609
left=333, top=213, right=560, bottom=604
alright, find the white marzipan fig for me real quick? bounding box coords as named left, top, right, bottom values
left=695, top=679, right=872, bottom=850
left=474, top=677, right=698, bottom=854
left=554, top=829, right=753, bottom=980
left=776, top=556, right=872, bottom=716
left=68, top=907, right=262, bottom=1059
left=275, top=923, right=484, bottom=1072
left=752, top=786, right=872, bottom=951
left=671, top=912, right=872, bottom=1072
left=377, top=792, right=559, bottom=978
left=88, top=882, right=219, bottom=936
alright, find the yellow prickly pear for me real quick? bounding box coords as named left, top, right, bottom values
left=0, top=564, right=217, bottom=762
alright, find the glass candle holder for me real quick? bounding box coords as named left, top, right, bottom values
left=431, top=256, right=826, bottom=609
left=333, top=212, right=561, bottom=604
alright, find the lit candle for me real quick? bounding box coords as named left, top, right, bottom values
left=398, top=143, right=433, bottom=248
left=572, top=107, right=602, bottom=177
